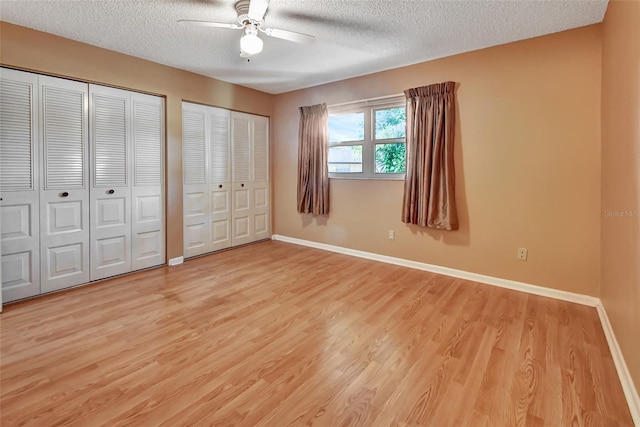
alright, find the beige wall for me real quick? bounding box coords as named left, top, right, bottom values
left=0, top=21, right=274, bottom=260
left=272, top=26, right=602, bottom=296
left=601, top=0, right=640, bottom=391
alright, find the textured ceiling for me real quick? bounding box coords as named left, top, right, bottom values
left=0, top=0, right=608, bottom=94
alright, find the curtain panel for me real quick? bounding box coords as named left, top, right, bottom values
left=402, top=82, right=459, bottom=230
left=297, top=103, right=330, bottom=215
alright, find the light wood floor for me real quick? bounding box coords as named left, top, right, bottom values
left=0, top=241, right=633, bottom=426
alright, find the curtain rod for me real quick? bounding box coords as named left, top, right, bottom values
left=327, top=93, right=404, bottom=108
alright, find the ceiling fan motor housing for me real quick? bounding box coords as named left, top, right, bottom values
left=235, top=0, right=260, bottom=26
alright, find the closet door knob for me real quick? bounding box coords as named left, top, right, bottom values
left=241, top=183, right=244, bottom=188
left=218, top=184, right=222, bottom=189
left=108, top=189, right=115, bottom=194
left=61, top=192, right=69, bottom=197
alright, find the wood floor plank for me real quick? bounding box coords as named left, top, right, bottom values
left=0, top=240, right=633, bottom=426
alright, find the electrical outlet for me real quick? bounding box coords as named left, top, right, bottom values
left=388, top=230, right=395, bottom=240
left=517, top=248, right=528, bottom=261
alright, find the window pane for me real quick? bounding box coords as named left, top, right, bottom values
left=329, top=112, right=365, bottom=143
left=328, top=145, right=362, bottom=173
left=375, top=143, right=406, bottom=173
left=375, top=107, right=406, bottom=140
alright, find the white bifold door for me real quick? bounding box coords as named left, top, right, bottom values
left=130, top=92, right=165, bottom=270
left=39, top=76, right=91, bottom=293
left=90, top=85, right=131, bottom=280
left=1, top=67, right=165, bottom=304
left=183, top=104, right=232, bottom=257
left=89, top=86, right=165, bottom=280
left=0, top=69, right=41, bottom=301
left=230, top=112, right=270, bottom=246
left=183, top=103, right=269, bottom=258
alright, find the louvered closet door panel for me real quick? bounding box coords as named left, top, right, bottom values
left=39, top=76, right=90, bottom=293
left=231, top=113, right=252, bottom=246
left=131, top=92, right=165, bottom=270
left=232, top=114, right=250, bottom=183
left=182, top=104, right=210, bottom=257
left=252, top=116, right=270, bottom=241
left=252, top=116, right=269, bottom=182
left=0, top=68, right=41, bottom=303
left=184, top=109, right=207, bottom=186
left=89, top=85, right=132, bottom=280
left=209, top=107, right=231, bottom=251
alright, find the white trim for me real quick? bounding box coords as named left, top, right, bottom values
left=272, top=235, right=599, bottom=306
left=271, top=234, right=640, bottom=422
left=596, top=302, right=640, bottom=425
left=168, top=256, right=184, bottom=266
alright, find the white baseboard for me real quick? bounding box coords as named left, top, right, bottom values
left=272, top=234, right=599, bottom=306
left=271, top=234, right=639, bottom=423
left=168, top=256, right=184, bottom=266
left=596, top=303, right=640, bottom=425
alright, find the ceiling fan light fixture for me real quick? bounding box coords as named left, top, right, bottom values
left=240, top=25, right=263, bottom=56
left=179, top=0, right=315, bottom=58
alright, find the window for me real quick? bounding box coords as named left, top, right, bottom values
left=328, top=96, right=406, bottom=179
left=328, top=112, right=364, bottom=173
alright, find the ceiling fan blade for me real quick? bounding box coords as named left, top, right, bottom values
left=262, top=27, right=315, bottom=44
left=248, top=0, right=269, bottom=21
left=280, top=11, right=382, bottom=33
left=178, top=19, right=243, bottom=29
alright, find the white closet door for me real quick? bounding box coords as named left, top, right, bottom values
left=252, top=115, right=270, bottom=241
left=183, top=105, right=210, bottom=257
left=39, top=76, right=90, bottom=293
left=131, top=92, right=165, bottom=270
left=89, top=85, right=132, bottom=280
left=0, top=68, right=40, bottom=302
left=209, top=107, right=231, bottom=251
left=183, top=106, right=270, bottom=256
left=231, top=113, right=252, bottom=246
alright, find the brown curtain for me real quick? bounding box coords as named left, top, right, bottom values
left=297, top=103, right=330, bottom=215
left=402, top=82, right=458, bottom=230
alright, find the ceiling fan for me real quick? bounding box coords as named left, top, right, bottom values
left=179, top=0, right=316, bottom=58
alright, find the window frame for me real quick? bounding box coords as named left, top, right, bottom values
left=328, top=95, right=406, bottom=180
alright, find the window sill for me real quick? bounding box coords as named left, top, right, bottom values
left=329, top=174, right=405, bottom=181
